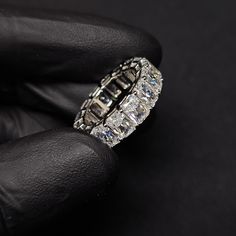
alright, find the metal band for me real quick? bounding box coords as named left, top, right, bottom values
left=74, top=57, right=163, bottom=147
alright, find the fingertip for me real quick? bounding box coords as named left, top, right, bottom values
left=0, top=9, right=162, bottom=83
left=0, top=128, right=119, bottom=234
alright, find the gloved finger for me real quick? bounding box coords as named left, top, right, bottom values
left=0, top=7, right=162, bottom=143
left=12, top=82, right=96, bottom=119
left=0, top=107, right=65, bottom=144
left=0, top=6, right=162, bottom=87
left=0, top=82, right=95, bottom=143
left=0, top=128, right=118, bottom=235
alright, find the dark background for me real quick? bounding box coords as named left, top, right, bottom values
left=1, top=0, right=236, bottom=235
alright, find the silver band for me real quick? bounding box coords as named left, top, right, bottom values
left=74, top=57, right=163, bottom=147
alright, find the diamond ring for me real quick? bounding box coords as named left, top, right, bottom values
left=74, top=57, right=163, bottom=147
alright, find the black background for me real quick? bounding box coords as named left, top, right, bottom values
left=1, top=0, right=236, bottom=235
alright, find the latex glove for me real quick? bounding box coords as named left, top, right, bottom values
left=0, top=7, right=162, bottom=235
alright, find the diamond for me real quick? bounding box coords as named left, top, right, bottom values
left=118, top=118, right=135, bottom=137
left=148, top=72, right=163, bottom=92
left=106, top=111, right=125, bottom=128
left=135, top=80, right=158, bottom=108
left=74, top=57, right=163, bottom=148
left=146, top=74, right=159, bottom=86
left=141, top=82, right=156, bottom=98
left=91, top=125, right=119, bottom=147
left=141, top=62, right=163, bottom=93
left=106, top=110, right=135, bottom=139
left=148, top=74, right=163, bottom=92
left=140, top=58, right=149, bottom=67
left=120, top=94, right=149, bottom=125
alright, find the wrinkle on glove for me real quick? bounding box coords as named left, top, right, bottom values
left=0, top=128, right=118, bottom=235
left=0, top=6, right=162, bottom=236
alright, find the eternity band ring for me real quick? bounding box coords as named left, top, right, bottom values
left=74, top=57, right=163, bottom=147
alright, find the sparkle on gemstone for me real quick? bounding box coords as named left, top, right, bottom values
left=106, top=110, right=135, bottom=139
left=135, top=80, right=158, bottom=108
left=141, top=65, right=163, bottom=93
left=146, top=74, right=158, bottom=86
left=141, top=82, right=156, bottom=98
left=91, top=125, right=119, bottom=147
left=76, top=57, right=163, bottom=148
left=106, top=111, right=125, bottom=128
left=121, top=94, right=140, bottom=112
left=120, top=94, right=149, bottom=125
left=148, top=74, right=163, bottom=92
left=118, top=118, right=135, bottom=137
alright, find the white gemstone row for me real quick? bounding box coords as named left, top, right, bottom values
left=91, top=58, right=163, bottom=147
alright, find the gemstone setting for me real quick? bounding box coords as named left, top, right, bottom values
left=120, top=94, right=149, bottom=125
left=74, top=57, right=163, bottom=148
left=106, top=110, right=135, bottom=139
left=135, top=79, right=158, bottom=108
left=91, top=125, right=120, bottom=147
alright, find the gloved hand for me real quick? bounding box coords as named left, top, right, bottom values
left=0, top=7, right=162, bottom=235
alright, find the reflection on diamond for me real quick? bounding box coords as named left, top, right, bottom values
left=121, top=94, right=149, bottom=125
left=106, top=110, right=135, bottom=139
left=146, top=74, right=158, bottom=86
left=121, top=94, right=139, bottom=114
left=149, top=73, right=162, bottom=92
left=118, top=118, right=135, bottom=137
left=147, top=74, right=163, bottom=92
left=75, top=57, right=163, bottom=148
left=141, top=63, right=163, bottom=93
left=135, top=80, right=158, bottom=108
left=106, top=111, right=125, bottom=128
left=132, top=103, right=149, bottom=124
left=142, top=81, right=156, bottom=97
left=91, top=125, right=119, bottom=147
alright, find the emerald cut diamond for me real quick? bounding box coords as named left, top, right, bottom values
left=74, top=57, right=163, bottom=148
left=106, top=110, right=135, bottom=139
left=91, top=125, right=119, bottom=147
left=135, top=80, right=158, bottom=108
left=120, top=94, right=149, bottom=125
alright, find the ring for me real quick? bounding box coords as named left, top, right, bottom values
left=74, top=57, right=163, bottom=147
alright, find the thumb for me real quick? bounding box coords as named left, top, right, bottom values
left=0, top=128, right=118, bottom=235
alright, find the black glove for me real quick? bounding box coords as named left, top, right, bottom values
left=0, top=7, right=162, bottom=235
